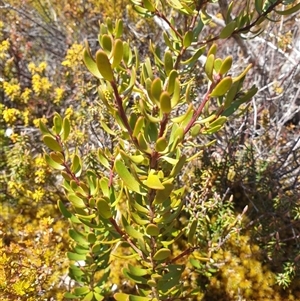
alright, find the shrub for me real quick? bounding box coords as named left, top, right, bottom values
left=39, top=1, right=300, bottom=300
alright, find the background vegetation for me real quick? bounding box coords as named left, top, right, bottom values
left=1, top=0, right=300, bottom=300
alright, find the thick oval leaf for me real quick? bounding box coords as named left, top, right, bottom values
left=50, top=151, right=64, bottom=164
left=62, top=117, right=71, bottom=141
left=43, top=135, right=62, bottom=152
left=210, top=76, right=232, bottom=96
left=219, top=20, right=236, bottom=39
left=57, top=199, right=72, bottom=218
left=83, top=45, right=102, bottom=78
left=219, top=55, right=232, bottom=75
left=39, top=120, right=51, bottom=135
left=100, top=34, right=113, bottom=52
left=207, top=43, right=217, bottom=56
left=155, top=137, right=168, bottom=152
left=213, top=58, right=222, bottom=73
left=128, top=264, right=149, bottom=277
left=153, top=248, right=171, bottom=261
left=44, top=153, right=65, bottom=170
left=112, top=39, right=123, bottom=68
left=67, top=252, right=86, bottom=261
left=205, top=54, right=214, bottom=81
left=68, top=193, right=86, bottom=208
left=82, top=291, right=94, bottom=301
left=53, top=113, right=63, bottom=135
left=143, top=171, right=165, bottom=190
left=183, top=30, right=193, bottom=48
left=275, top=3, right=300, bottom=15
left=96, top=50, right=114, bottom=81
left=151, top=78, right=162, bottom=102
left=188, top=219, right=197, bottom=245
left=164, top=51, right=173, bottom=75
left=115, top=159, right=145, bottom=195
left=160, top=91, right=171, bottom=114
left=146, top=224, right=160, bottom=236
left=96, top=199, right=112, bottom=219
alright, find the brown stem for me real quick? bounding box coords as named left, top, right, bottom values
left=184, top=81, right=216, bottom=135
left=109, top=217, right=145, bottom=259
left=169, top=247, right=196, bottom=264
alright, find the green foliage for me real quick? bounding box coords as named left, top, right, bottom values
left=39, top=1, right=300, bottom=300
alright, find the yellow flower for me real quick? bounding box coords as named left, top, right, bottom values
left=28, top=62, right=36, bottom=73
left=32, top=188, right=44, bottom=202
left=40, top=77, right=52, bottom=93
left=61, top=43, right=84, bottom=68
left=65, top=106, right=74, bottom=118
left=23, top=109, right=30, bottom=126
left=20, top=88, right=31, bottom=103
left=3, top=81, right=21, bottom=101
left=33, top=117, right=48, bottom=128
left=2, top=107, right=20, bottom=125
left=37, top=61, right=47, bottom=73
left=53, top=87, right=64, bottom=104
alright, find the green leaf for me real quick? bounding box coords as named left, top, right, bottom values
left=57, top=199, right=72, bottom=218
left=43, top=135, right=62, bottom=152
left=210, top=76, right=232, bottom=97
left=188, top=219, right=197, bottom=245
left=190, top=124, right=201, bottom=137
left=202, top=124, right=223, bottom=134
left=170, top=154, right=186, bottom=177
left=219, top=56, right=232, bottom=75
left=83, top=43, right=103, bottom=79
left=232, top=63, right=252, bottom=83
left=128, top=264, right=149, bottom=277
left=111, top=39, right=123, bottom=68
left=100, top=34, right=113, bottom=53
left=69, top=228, right=88, bottom=245
left=143, top=170, right=165, bottom=190
left=133, top=116, right=144, bottom=138
left=207, top=43, right=217, bottom=56
left=71, top=154, right=82, bottom=176
left=209, top=116, right=227, bottom=128
left=53, top=113, right=63, bottom=135
left=160, top=91, right=171, bottom=114
left=155, top=136, right=168, bottom=152
left=96, top=199, right=112, bottom=219
left=146, top=224, right=160, bottom=236
left=82, top=291, right=94, bottom=301
left=67, top=252, right=86, bottom=261
left=115, top=158, right=146, bottom=195
left=124, top=224, right=143, bottom=239
left=205, top=54, right=215, bottom=81
left=164, top=51, right=173, bottom=75
left=275, top=2, right=300, bottom=15
left=68, top=193, right=86, bottom=208
left=114, top=293, right=129, bottom=301
left=170, top=78, right=181, bottom=108
left=154, top=182, right=174, bottom=204
left=151, top=78, right=162, bottom=103
left=181, top=46, right=206, bottom=65
left=50, top=151, right=64, bottom=164
left=39, top=120, right=51, bottom=135
left=213, top=58, right=222, bottom=73
left=142, top=0, right=155, bottom=12
left=44, top=153, right=65, bottom=170
left=219, top=20, right=236, bottom=39
left=183, top=30, right=193, bottom=48
left=153, top=248, right=171, bottom=261
left=62, top=117, right=71, bottom=141
left=167, top=69, right=178, bottom=94
left=96, top=50, right=114, bottom=81
left=115, top=19, right=123, bottom=38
